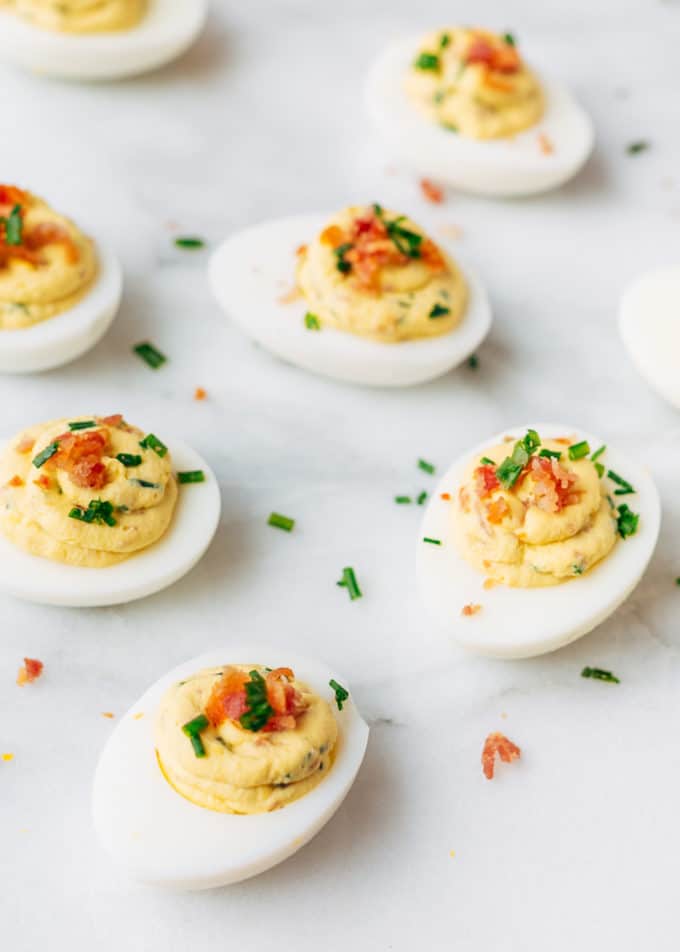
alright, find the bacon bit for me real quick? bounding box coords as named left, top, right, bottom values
left=486, top=496, right=510, bottom=524
left=0, top=184, right=28, bottom=212
left=7, top=475, right=23, bottom=488
left=466, top=38, right=520, bottom=74
left=16, top=436, right=34, bottom=454
left=462, top=603, right=482, bottom=617
left=205, top=667, right=250, bottom=727
left=483, top=578, right=498, bottom=590
left=97, top=414, right=123, bottom=428
left=295, top=244, right=307, bottom=257
left=419, top=239, right=446, bottom=272
left=482, top=731, right=521, bottom=780
left=554, top=437, right=572, bottom=445
left=482, top=559, right=491, bottom=569
left=440, top=492, right=451, bottom=501
left=101, top=712, right=115, bottom=719
left=194, top=387, right=207, bottom=401
left=483, top=72, right=515, bottom=93
left=458, top=486, right=471, bottom=512
left=474, top=464, right=500, bottom=498
left=2, top=753, right=14, bottom=762
left=33, top=475, right=51, bottom=491
left=320, top=224, right=344, bottom=246
left=525, top=455, right=578, bottom=513
left=205, top=666, right=307, bottom=733
left=24, top=222, right=79, bottom=265
left=16, top=657, right=43, bottom=686
left=46, top=429, right=109, bottom=490
left=538, top=133, right=554, bottom=155
left=278, top=285, right=303, bottom=304
left=420, top=179, right=445, bottom=204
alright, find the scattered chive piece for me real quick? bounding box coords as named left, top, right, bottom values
left=480, top=456, right=496, bottom=466
left=539, top=448, right=562, bottom=460
left=429, top=303, right=450, bottom=319
left=414, top=52, right=440, bottom=71
left=418, top=458, right=435, bottom=475
left=581, top=666, right=620, bottom=684
left=439, top=32, right=451, bottom=49
left=568, top=440, right=590, bottom=461
left=423, top=537, right=441, bottom=545
left=116, top=453, right=142, bottom=467
left=139, top=433, right=168, bottom=458
left=130, top=478, right=160, bottom=489
left=68, top=420, right=96, bottom=431
left=573, top=564, right=584, bottom=575
left=373, top=205, right=423, bottom=259
left=417, top=491, right=428, bottom=505
left=441, top=122, right=459, bottom=133
left=626, top=141, right=649, bottom=155
left=1, top=204, right=23, bottom=246
left=395, top=495, right=412, bottom=504
left=178, top=470, right=205, bottom=484
left=502, top=32, right=516, bottom=46
left=32, top=442, right=59, bottom=469
left=496, top=430, right=541, bottom=489
left=334, top=242, right=353, bottom=274
left=337, top=566, right=362, bottom=600
left=68, top=499, right=117, bottom=527
left=174, top=236, right=205, bottom=249
left=607, top=469, right=635, bottom=495
left=595, top=462, right=605, bottom=478
left=675, top=578, right=680, bottom=586
left=591, top=445, right=607, bottom=462
left=304, top=312, right=321, bottom=330
left=134, top=342, right=167, bottom=370
left=617, top=503, right=639, bottom=539
left=329, top=679, right=349, bottom=711
left=182, top=714, right=209, bottom=758
left=268, top=512, right=295, bottom=532
left=240, top=670, right=273, bottom=732
left=467, top=354, right=479, bottom=369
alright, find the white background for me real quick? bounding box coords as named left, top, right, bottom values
left=1, top=1, right=680, bottom=949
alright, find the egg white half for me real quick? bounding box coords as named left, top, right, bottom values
left=209, top=214, right=492, bottom=388
left=417, top=423, right=660, bottom=659
left=365, top=37, right=594, bottom=197
left=92, top=647, right=369, bottom=890
left=0, top=436, right=220, bottom=607
left=0, top=239, right=122, bottom=374
left=0, top=0, right=206, bottom=81
left=619, top=266, right=680, bottom=412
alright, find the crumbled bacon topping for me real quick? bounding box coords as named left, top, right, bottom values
left=465, top=38, right=521, bottom=74
left=205, top=666, right=308, bottom=733
left=194, top=387, right=207, bottom=401
left=0, top=186, right=80, bottom=269
left=46, top=429, right=109, bottom=490
left=441, top=492, right=451, bottom=501
left=474, top=464, right=500, bottom=498
left=420, top=179, right=445, bottom=204
left=523, top=455, right=578, bottom=513
left=462, top=603, right=482, bottom=617
left=33, top=475, right=51, bottom=491
left=482, top=731, right=521, bottom=780
left=486, top=496, right=510, bottom=524
left=7, top=475, right=23, bottom=488
left=97, top=414, right=123, bottom=428
left=16, top=657, right=43, bottom=686
left=0, top=185, right=28, bottom=213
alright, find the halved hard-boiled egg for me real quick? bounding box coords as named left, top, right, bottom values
left=0, top=414, right=220, bottom=606
left=619, top=266, right=680, bottom=411
left=366, top=27, right=594, bottom=197
left=417, top=424, right=660, bottom=658
left=92, top=648, right=369, bottom=889
left=209, top=205, right=491, bottom=387
left=0, top=185, right=122, bottom=374
left=0, top=0, right=206, bottom=81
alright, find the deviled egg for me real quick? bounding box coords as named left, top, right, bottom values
left=619, top=266, right=680, bottom=411
left=0, top=185, right=122, bottom=373
left=0, top=0, right=207, bottom=80
left=92, top=649, right=369, bottom=889
left=0, top=414, right=220, bottom=606
left=209, top=204, right=491, bottom=387
left=366, top=28, right=594, bottom=196
left=417, top=424, right=660, bottom=658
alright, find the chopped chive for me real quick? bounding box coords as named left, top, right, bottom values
left=268, top=512, right=295, bottom=532
left=429, top=303, right=450, bottom=319
left=423, top=537, right=441, bottom=545
left=581, top=666, right=620, bottom=684
left=2, top=204, right=23, bottom=246
left=334, top=242, right=353, bottom=274
left=182, top=713, right=209, bottom=757
left=395, top=495, right=412, bottom=504
left=441, top=122, right=459, bottom=133
left=329, top=679, right=349, bottom=711
left=591, top=445, right=606, bottom=462
left=139, top=433, right=168, bottom=458
left=439, top=32, right=451, bottom=49
left=414, top=52, right=440, bottom=71
left=495, top=431, right=540, bottom=489
left=174, top=236, right=205, bottom=249
left=68, top=499, right=117, bottom=527
left=572, top=564, right=584, bottom=575
left=539, top=448, right=562, bottom=460
left=418, top=458, right=435, bottom=475
left=239, top=670, right=274, bottom=732
left=467, top=354, right=479, bottom=369
left=134, top=342, right=167, bottom=370
left=675, top=578, right=680, bottom=586
left=568, top=440, right=590, bottom=461
left=116, top=453, right=142, bottom=467
left=32, top=442, right=59, bottom=469
left=616, top=503, right=639, bottom=539
left=417, top=491, right=428, bottom=505
left=607, top=469, right=635, bottom=495
left=68, top=420, right=96, bottom=431
left=502, top=32, right=516, bottom=46
left=595, top=462, right=605, bottom=478
left=337, top=566, right=362, bottom=600
left=626, top=140, right=649, bottom=155
left=177, top=470, right=205, bottom=484
left=480, top=456, right=496, bottom=466
left=130, top=478, right=161, bottom=489
left=304, top=312, right=321, bottom=330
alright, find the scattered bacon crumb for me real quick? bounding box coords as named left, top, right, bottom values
left=205, top=666, right=307, bottom=733
left=47, top=428, right=109, bottom=490
left=194, top=387, right=207, bottom=401
left=33, top=475, right=51, bottom=491
left=482, top=731, right=521, bottom=780
left=483, top=73, right=515, bottom=93
left=420, top=179, right=445, bottom=204
left=16, top=437, right=34, bottom=454
left=7, top=475, right=23, bottom=487
left=474, top=464, right=500, bottom=498
left=2, top=753, right=14, bottom=762
left=101, top=712, right=115, bottom=719
left=97, top=414, right=123, bottom=428
left=555, top=436, right=572, bottom=445
left=538, top=133, right=554, bottom=155
left=486, top=496, right=510, bottom=524
left=440, top=492, right=451, bottom=501
left=295, top=244, right=307, bottom=257
left=524, top=455, right=578, bottom=513
left=16, top=658, right=43, bottom=686
left=465, top=38, right=520, bottom=74
left=462, top=603, right=482, bottom=617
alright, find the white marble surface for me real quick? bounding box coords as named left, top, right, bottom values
left=1, top=1, right=680, bottom=949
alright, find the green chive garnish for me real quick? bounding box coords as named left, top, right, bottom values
left=337, top=566, right=362, bottom=600
left=439, top=32, right=451, bottom=49
left=418, top=458, right=435, bottom=475
left=414, top=52, right=440, bottom=71
left=239, top=671, right=273, bottom=732
left=130, top=478, right=161, bottom=489
left=134, top=342, right=167, bottom=370
left=429, top=303, right=450, bottom=319
left=591, top=445, right=606, bottom=462
left=182, top=714, right=210, bottom=757
left=417, top=491, right=428, bottom=505
left=607, top=470, right=635, bottom=495
left=373, top=205, right=423, bottom=259
left=1, top=204, right=23, bottom=246
left=495, top=430, right=540, bottom=489
left=573, top=564, right=584, bottom=575
left=568, top=440, right=590, bottom=461
left=174, top=236, right=205, bottom=249
left=68, top=420, right=96, bottom=431
left=617, top=503, right=639, bottom=539
left=334, top=242, right=353, bottom=274
left=116, top=453, right=142, bottom=467
left=423, top=537, right=441, bottom=545
left=595, top=462, right=605, bottom=478
left=139, top=433, right=168, bottom=458
left=395, top=496, right=412, bottom=504
left=675, top=578, right=680, bottom=586
left=467, top=354, right=479, bottom=369
left=539, top=448, right=562, bottom=460
left=329, top=679, right=349, bottom=711
left=502, top=32, right=516, bottom=46
left=304, top=312, right=321, bottom=330
left=480, top=456, right=496, bottom=466
left=178, top=470, right=205, bottom=484
left=268, top=512, right=295, bottom=532
left=626, top=141, right=649, bottom=155
left=68, top=499, right=117, bottom=527
left=581, top=666, right=620, bottom=684
left=32, top=442, right=59, bottom=469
